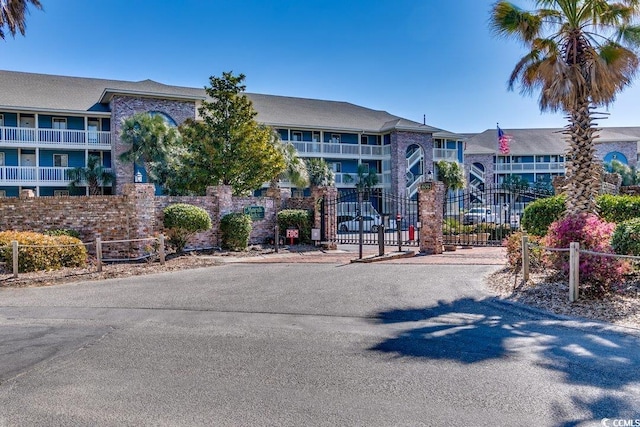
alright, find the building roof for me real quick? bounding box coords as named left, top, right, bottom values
left=0, top=69, right=441, bottom=134
left=465, top=127, right=640, bottom=156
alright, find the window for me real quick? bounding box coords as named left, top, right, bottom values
left=53, top=118, right=67, bottom=129
left=0, top=190, right=6, bottom=198
left=312, top=131, right=320, bottom=142
left=292, top=131, right=302, bottom=141
left=53, top=154, right=68, bottom=167
left=0, top=114, right=4, bottom=127
left=0, top=152, right=4, bottom=166
left=331, top=134, right=341, bottom=144
left=53, top=190, right=69, bottom=197
left=361, top=135, right=368, bottom=145
left=330, top=162, right=342, bottom=173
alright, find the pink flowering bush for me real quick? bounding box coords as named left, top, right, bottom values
left=542, top=213, right=630, bottom=296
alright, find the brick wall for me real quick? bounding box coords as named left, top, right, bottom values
left=0, top=184, right=290, bottom=257
left=418, top=181, right=444, bottom=254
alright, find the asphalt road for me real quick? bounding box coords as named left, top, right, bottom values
left=1, top=262, right=639, bottom=426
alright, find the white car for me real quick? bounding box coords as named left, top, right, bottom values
left=338, top=214, right=383, bottom=233
left=463, top=207, right=497, bottom=225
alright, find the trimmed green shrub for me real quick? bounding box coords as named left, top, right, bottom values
left=45, top=228, right=81, bottom=239
left=0, top=230, right=87, bottom=273
left=163, top=203, right=212, bottom=252
left=597, top=194, right=640, bottom=223
left=521, top=195, right=565, bottom=236
left=542, top=214, right=630, bottom=296
left=612, top=217, right=640, bottom=256
left=474, top=223, right=514, bottom=241
left=277, top=209, right=313, bottom=243
left=220, top=213, right=252, bottom=251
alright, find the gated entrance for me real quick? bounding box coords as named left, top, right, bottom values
left=320, top=188, right=420, bottom=248
left=443, top=184, right=552, bottom=246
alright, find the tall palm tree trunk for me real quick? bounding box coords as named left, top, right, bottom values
left=564, top=98, right=600, bottom=215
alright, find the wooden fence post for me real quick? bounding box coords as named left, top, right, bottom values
left=96, top=237, right=103, bottom=273
left=521, top=234, right=529, bottom=282
left=159, top=234, right=166, bottom=265
left=569, top=241, right=579, bottom=302
left=12, top=240, right=18, bottom=278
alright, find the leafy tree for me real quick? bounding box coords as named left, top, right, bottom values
left=119, top=112, right=181, bottom=188
left=491, top=0, right=640, bottom=216
left=0, top=0, right=42, bottom=40
left=435, top=160, right=465, bottom=193
left=306, top=158, right=335, bottom=187
left=176, top=72, right=286, bottom=195
left=345, top=164, right=379, bottom=191
left=605, top=159, right=640, bottom=185
left=500, top=174, right=530, bottom=191
left=67, top=155, right=115, bottom=195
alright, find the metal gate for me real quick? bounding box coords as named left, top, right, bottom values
left=443, top=184, right=552, bottom=246
left=320, top=189, right=420, bottom=248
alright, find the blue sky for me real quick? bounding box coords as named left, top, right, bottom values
left=1, top=0, right=639, bottom=133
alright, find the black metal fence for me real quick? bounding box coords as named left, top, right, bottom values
left=443, top=185, right=552, bottom=246
left=321, top=189, right=420, bottom=248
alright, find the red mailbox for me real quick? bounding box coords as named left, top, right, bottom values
left=409, top=225, right=415, bottom=241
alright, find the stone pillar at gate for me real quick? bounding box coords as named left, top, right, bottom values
left=418, top=181, right=444, bottom=254
left=122, top=183, right=156, bottom=257
left=311, top=186, right=337, bottom=248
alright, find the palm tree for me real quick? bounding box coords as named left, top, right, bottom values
left=345, top=164, right=379, bottom=192
left=435, top=160, right=465, bottom=194
left=491, top=0, right=640, bottom=215
left=306, top=158, right=335, bottom=187
left=67, top=155, right=115, bottom=195
left=270, top=137, right=309, bottom=189
left=0, top=0, right=42, bottom=39
left=119, top=112, right=181, bottom=187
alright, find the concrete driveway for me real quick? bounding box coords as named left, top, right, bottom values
left=1, top=262, right=639, bottom=426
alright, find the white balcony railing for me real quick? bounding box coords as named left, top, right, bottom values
left=0, top=166, right=113, bottom=185
left=288, top=140, right=390, bottom=158
left=0, top=126, right=111, bottom=148
left=494, top=162, right=565, bottom=173
left=433, top=148, right=458, bottom=161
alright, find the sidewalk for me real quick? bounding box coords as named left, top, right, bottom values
left=232, top=244, right=506, bottom=266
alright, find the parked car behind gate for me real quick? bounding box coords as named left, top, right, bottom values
left=338, top=214, right=383, bottom=233
left=463, top=207, right=497, bottom=225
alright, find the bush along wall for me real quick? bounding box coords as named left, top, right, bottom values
left=0, top=231, right=87, bottom=273
left=277, top=209, right=313, bottom=244
left=220, top=213, right=252, bottom=251
left=163, top=203, right=212, bottom=252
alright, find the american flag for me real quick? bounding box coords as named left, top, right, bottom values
left=497, top=125, right=511, bottom=155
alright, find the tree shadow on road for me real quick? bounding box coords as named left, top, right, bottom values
left=369, top=297, right=640, bottom=425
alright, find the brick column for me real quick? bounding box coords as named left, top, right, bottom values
left=418, top=181, right=444, bottom=254
left=311, top=186, right=337, bottom=246
left=207, top=185, right=233, bottom=246
left=122, top=183, right=156, bottom=256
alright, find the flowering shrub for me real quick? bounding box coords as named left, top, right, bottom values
left=504, top=232, right=543, bottom=273
left=542, top=214, right=630, bottom=296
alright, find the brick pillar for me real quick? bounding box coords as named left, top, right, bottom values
left=311, top=186, right=337, bottom=246
left=207, top=185, right=233, bottom=246
left=418, top=181, right=444, bottom=254
left=122, top=183, right=156, bottom=256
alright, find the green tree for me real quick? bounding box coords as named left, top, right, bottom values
left=435, top=160, right=465, bottom=193
left=0, top=0, right=42, bottom=40
left=119, top=112, right=181, bottom=188
left=176, top=72, right=285, bottom=195
left=345, top=164, right=379, bottom=191
left=306, top=158, right=335, bottom=187
left=271, top=138, right=309, bottom=189
left=67, top=155, right=115, bottom=195
left=491, top=0, right=640, bottom=215
left=605, top=159, right=640, bottom=185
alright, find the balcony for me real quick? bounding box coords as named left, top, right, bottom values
left=289, top=140, right=390, bottom=158
left=0, top=126, right=111, bottom=149
left=433, top=148, right=458, bottom=162
left=0, top=166, right=113, bottom=186
left=494, top=162, right=565, bottom=173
